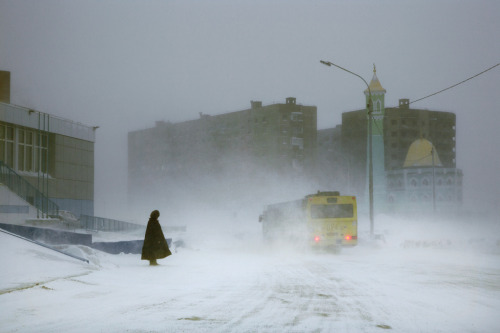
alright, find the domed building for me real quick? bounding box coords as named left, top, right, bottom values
left=386, top=138, right=463, bottom=214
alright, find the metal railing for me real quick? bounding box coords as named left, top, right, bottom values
left=0, top=160, right=59, bottom=217
left=80, top=214, right=144, bottom=232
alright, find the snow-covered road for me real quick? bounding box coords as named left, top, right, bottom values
left=1, top=216, right=499, bottom=332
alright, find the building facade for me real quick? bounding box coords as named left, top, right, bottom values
left=0, top=102, right=95, bottom=217
left=128, top=97, right=317, bottom=207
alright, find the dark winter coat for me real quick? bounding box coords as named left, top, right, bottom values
left=141, top=217, right=171, bottom=260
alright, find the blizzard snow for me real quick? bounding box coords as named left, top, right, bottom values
left=1, top=214, right=499, bottom=333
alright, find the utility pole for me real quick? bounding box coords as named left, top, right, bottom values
left=431, top=147, right=436, bottom=213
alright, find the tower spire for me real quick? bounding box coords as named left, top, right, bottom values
left=365, top=64, right=386, bottom=94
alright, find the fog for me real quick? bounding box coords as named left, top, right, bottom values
left=1, top=0, right=499, bottom=221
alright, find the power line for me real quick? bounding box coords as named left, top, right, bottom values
left=410, top=62, right=500, bottom=105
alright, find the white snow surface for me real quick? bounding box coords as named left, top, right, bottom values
left=1, top=215, right=500, bottom=333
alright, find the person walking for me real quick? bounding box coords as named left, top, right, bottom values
left=141, top=210, right=171, bottom=265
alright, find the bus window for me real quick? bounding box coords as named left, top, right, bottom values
left=310, top=204, right=353, bottom=219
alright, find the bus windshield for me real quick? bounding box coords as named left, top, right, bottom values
left=310, top=204, right=353, bottom=219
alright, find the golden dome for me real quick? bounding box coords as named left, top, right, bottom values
left=403, top=138, right=442, bottom=168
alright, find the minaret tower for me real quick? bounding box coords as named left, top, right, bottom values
left=364, top=65, right=387, bottom=214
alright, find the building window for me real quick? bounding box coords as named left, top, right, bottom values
left=291, top=112, right=303, bottom=122
left=374, top=100, right=381, bottom=114
left=18, top=129, right=38, bottom=172
left=17, top=129, right=25, bottom=170
left=290, top=137, right=303, bottom=149
left=0, top=124, right=48, bottom=173
left=0, top=124, right=15, bottom=168
left=292, top=126, right=303, bottom=135
left=34, top=132, right=48, bottom=173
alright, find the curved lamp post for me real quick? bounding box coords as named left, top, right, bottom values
left=320, top=60, right=374, bottom=237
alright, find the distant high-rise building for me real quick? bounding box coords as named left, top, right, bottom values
left=316, top=126, right=345, bottom=190
left=384, top=99, right=457, bottom=170
left=128, top=97, right=317, bottom=208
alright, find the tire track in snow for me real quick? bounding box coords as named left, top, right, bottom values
left=216, top=255, right=392, bottom=332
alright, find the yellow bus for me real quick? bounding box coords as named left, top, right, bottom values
left=259, top=191, right=357, bottom=248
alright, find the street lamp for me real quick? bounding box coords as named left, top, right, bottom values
left=320, top=60, right=374, bottom=237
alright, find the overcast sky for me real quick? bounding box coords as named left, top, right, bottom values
left=1, top=0, right=499, bottom=218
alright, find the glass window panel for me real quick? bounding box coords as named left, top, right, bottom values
left=36, top=133, right=42, bottom=148
left=6, top=127, right=14, bottom=140
left=18, top=129, right=25, bottom=144
left=18, top=145, right=25, bottom=171
left=34, top=149, right=39, bottom=172
left=26, top=146, right=33, bottom=171
left=0, top=125, right=4, bottom=139
left=41, top=150, right=47, bottom=173
left=0, top=141, right=4, bottom=161
left=26, top=131, right=33, bottom=145
left=6, top=142, right=13, bottom=167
